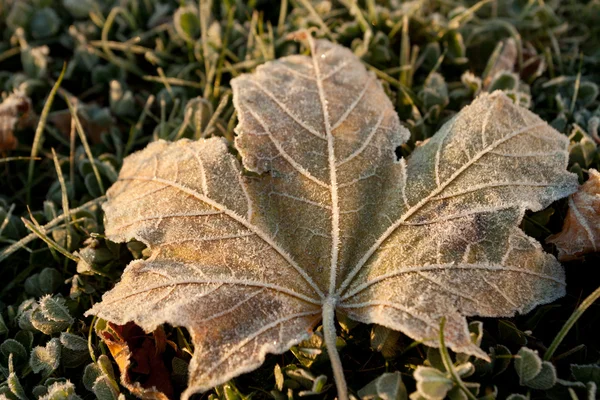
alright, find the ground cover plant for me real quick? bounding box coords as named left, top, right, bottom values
left=0, top=1, right=599, bottom=400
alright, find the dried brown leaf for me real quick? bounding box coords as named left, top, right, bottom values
left=49, top=107, right=111, bottom=144
left=548, top=169, right=600, bottom=261
left=86, top=38, right=578, bottom=398
left=99, top=322, right=174, bottom=399
left=0, top=91, right=35, bottom=151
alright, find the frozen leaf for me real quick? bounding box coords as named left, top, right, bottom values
left=6, top=355, right=27, bottom=400
left=515, top=347, right=556, bottom=390
left=286, top=367, right=328, bottom=395
left=25, top=268, right=63, bottom=297
left=92, top=377, right=122, bottom=400
left=506, top=395, right=528, bottom=400
left=515, top=347, right=542, bottom=383
left=39, top=296, right=74, bottom=324
left=412, top=366, right=454, bottom=400
left=358, top=371, right=407, bottom=400
left=59, top=332, right=90, bottom=368
left=83, top=355, right=119, bottom=392
left=86, top=38, right=577, bottom=398
left=83, top=356, right=123, bottom=400
left=547, top=169, right=600, bottom=261
left=30, top=338, right=61, bottom=375
left=39, top=381, right=82, bottom=400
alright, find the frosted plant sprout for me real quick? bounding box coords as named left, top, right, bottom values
left=86, top=37, right=578, bottom=399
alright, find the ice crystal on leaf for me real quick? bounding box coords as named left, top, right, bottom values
left=86, top=37, right=578, bottom=399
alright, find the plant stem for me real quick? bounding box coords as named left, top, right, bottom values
left=0, top=196, right=105, bottom=264
left=27, top=63, right=66, bottom=204
left=322, top=298, right=348, bottom=400
left=439, top=318, right=478, bottom=400
left=544, top=285, right=600, bottom=361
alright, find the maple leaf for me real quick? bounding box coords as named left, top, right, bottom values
left=86, top=37, right=578, bottom=399
left=547, top=169, right=600, bottom=261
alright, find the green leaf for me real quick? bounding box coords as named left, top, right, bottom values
left=0, top=339, right=28, bottom=368
left=290, top=331, right=327, bottom=368
left=39, top=381, right=82, bottom=400
left=490, top=345, right=512, bottom=377
left=6, top=1, right=33, bottom=30
left=30, top=8, right=61, bottom=39
left=447, top=382, right=480, bottom=400
left=173, top=6, right=201, bottom=43
left=92, top=376, right=120, bottom=400
left=39, top=296, right=73, bottom=324
left=286, top=368, right=318, bottom=390
left=524, top=361, right=556, bottom=390
left=0, top=315, right=7, bottom=337
left=274, top=364, right=285, bottom=391
left=62, top=0, right=95, bottom=19
left=30, top=338, right=61, bottom=375
left=370, top=325, right=401, bottom=359
left=38, top=268, right=63, bottom=295
left=572, top=364, right=600, bottom=386
left=413, top=366, right=454, bottom=400
left=515, top=347, right=556, bottom=390
left=83, top=355, right=119, bottom=394
left=30, top=297, right=73, bottom=335
left=456, top=321, right=484, bottom=364
left=7, top=371, right=28, bottom=400
left=358, top=371, right=407, bottom=400
left=59, top=333, right=89, bottom=368
left=488, top=72, right=519, bottom=92
left=454, top=363, right=475, bottom=378
left=515, top=347, right=542, bottom=383
left=24, top=268, right=62, bottom=297
left=82, top=363, right=102, bottom=391
left=577, top=82, right=599, bottom=108
left=14, top=331, right=34, bottom=352
left=420, top=73, right=449, bottom=112
left=445, top=31, right=467, bottom=64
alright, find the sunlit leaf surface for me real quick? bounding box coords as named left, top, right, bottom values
left=87, top=38, right=578, bottom=398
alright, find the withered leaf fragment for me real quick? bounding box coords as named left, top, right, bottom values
left=86, top=38, right=578, bottom=399
left=0, top=91, right=34, bottom=151
left=548, top=169, right=600, bottom=261
left=99, top=322, right=174, bottom=399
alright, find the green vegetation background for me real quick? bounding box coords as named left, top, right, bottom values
left=0, top=0, right=599, bottom=399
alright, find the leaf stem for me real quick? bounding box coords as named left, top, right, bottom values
left=544, top=285, right=600, bottom=361
left=322, top=299, right=348, bottom=400
left=439, top=318, right=478, bottom=400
